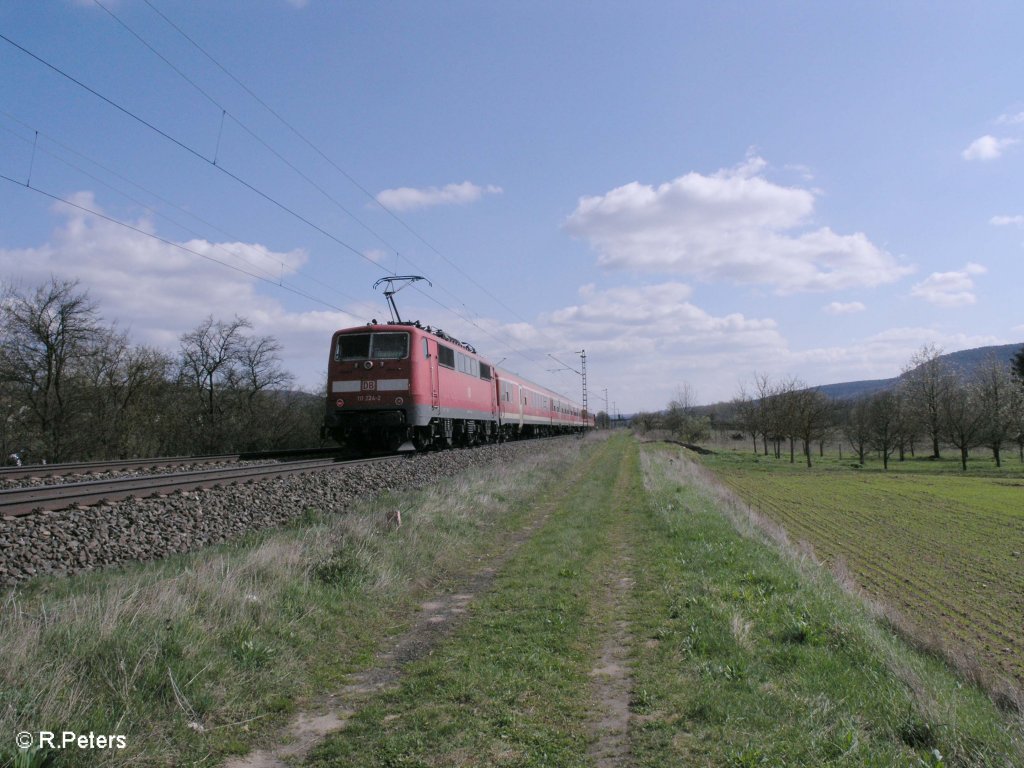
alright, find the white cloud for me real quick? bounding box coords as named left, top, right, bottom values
left=563, top=155, right=912, bottom=293
left=546, top=282, right=779, bottom=344
left=910, top=263, right=986, bottom=308
left=990, top=214, right=1024, bottom=227
left=996, top=111, right=1024, bottom=126
left=962, top=134, right=1018, bottom=161
left=534, top=282, right=789, bottom=406
left=0, top=193, right=359, bottom=387
left=375, top=181, right=503, bottom=211
left=822, top=301, right=866, bottom=315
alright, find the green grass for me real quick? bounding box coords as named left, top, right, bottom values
left=629, top=443, right=1023, bottom=767
left=306, top=435, right=1021, bottom=766
left=4, top=434, right=1021, bottom=767
left=305, top=433, right=643, bottom=767
left=0, top=438, right=593, bottom=768
left=699, top=446, right=1024, bottom=692
left=709, top=437, right=1024, bottom=478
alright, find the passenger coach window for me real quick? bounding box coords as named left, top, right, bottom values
left=438, top=344, right=455, bottom=369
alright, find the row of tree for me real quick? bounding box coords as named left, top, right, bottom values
left=639, top=344, right=1024, bottom=471
left=1, top=278, right=323, bottom=463
left=728, top=345, right=1024, bottom=470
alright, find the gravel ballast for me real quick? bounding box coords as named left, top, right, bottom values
left=0, top=442, right=551, bottom=587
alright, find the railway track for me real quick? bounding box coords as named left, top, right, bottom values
left=0, top=446, right=347, bottom=482
left=0, top=454, right=400, bottom=518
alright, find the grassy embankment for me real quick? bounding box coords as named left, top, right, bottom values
left=700, top=446, right=1024, bottom=694
left=307, top=435, right=1021, bottom=766
left=3, top=434, right=1021, bottom=767
left=0, top=438, right=595, bottom=767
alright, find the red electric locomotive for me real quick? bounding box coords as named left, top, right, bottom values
left=321, top=276, right=592, bottom=451
left=321, top=320, right=592, bottom=451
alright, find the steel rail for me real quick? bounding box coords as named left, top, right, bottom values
left=0, top=454, right=240, bottom=481
left=0, top=447, right=346, bottom=481
left=0, top=455, right=400, bottom=518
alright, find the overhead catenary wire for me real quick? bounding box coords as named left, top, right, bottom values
left=0, top=170, right=352, bottom=314
left=100, top=0, right=509, bottom=351
left=89, top=3, right=595, bottom=392
left=137, top=0, right=581, bottom=359
left=0, top=31, right=384, bottom=275
left=94, top=0, right=414, bottom=276
left=0, top=113, right=360, bottom=303
left=1, top=27, right=602, bottom=400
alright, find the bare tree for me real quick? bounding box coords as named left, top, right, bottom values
left=236, top=334, right=293, bottom=400
left=901, top=344, right=954, bottom=459
left=941, top=378, right=986, bottom=471
left=972, top=355, right=1015, bottom=467
left=753, top=373, right=776, bottom=455
left=179, top=315, right=251, bottom=420
left=664, top=384, right=710, bottom=442
left=1011, top=385, right=1024, bottom=463
left=1013, top=349, right=1024, bottom=462
left=791, top=388, right=833, bottom=468
left=732, top=387, right=761, bottom=454
left=772, top=377, right=802, bottom=463
left=178, top=315, right=255, bottom=452
left=0, top=278, right=105, bottom=461
left=868, top=390, right=903, bottom=470
left=843, top=397, right=872, bottom=465
left=81, top=337, right=175, bottom=458
left=631, top=411, right=656, bottom=433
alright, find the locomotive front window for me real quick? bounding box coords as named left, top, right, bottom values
left=335, top=332, right=408, bottom=361
left=337, top=333, right=370, bottom=360
left=371, top=332, right=408, bottom=360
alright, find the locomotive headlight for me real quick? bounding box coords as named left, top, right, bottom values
left=395, top=397, right=404, bottom=405
left=336, top=398, right=345, bottom=407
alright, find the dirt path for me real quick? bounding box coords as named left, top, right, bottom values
left=223, top=449, right=601, bottom=768
left=587, top=563, right=635, bottom=767
left=586, top=457, right=637, bottom=767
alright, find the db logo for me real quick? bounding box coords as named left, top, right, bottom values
left=361, top=380, right=376, bottom=391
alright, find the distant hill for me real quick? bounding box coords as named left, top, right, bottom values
left=813, top=342, right=1023, bottom=400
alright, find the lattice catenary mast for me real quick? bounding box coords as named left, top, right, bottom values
left=576, top=349, right=588, bottom=419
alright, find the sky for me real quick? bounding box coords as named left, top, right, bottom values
left=2, top=1, right=1023, bottom=414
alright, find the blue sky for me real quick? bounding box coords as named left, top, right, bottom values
left=2, top=1, right=1022, bottom=413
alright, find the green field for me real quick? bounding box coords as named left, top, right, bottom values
left=700, top=447, right=1024, bottom=692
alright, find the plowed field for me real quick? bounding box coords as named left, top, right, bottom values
left=702, top=451, right=1024, bottom=687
